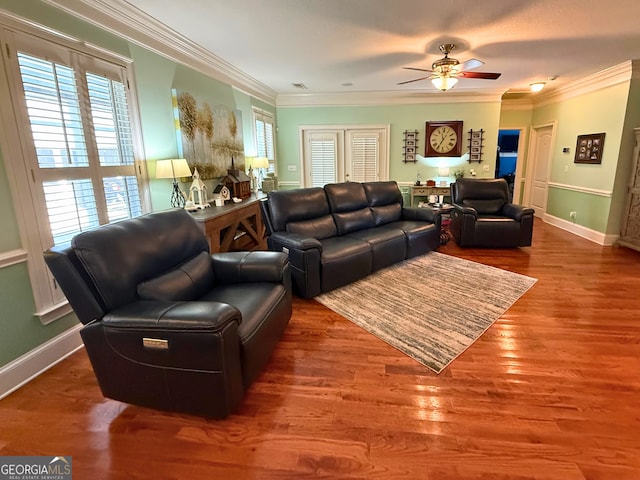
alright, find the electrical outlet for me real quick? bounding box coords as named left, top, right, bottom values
left=482, top=164, right=490, bottom=172
left=287, top=165, right=297, bottom=171
left=569, top=211, right=576, bottom=219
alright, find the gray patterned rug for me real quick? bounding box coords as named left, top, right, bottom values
left=315, top=252, right=537, bottom=373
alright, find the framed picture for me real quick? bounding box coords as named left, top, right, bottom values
left=406, top=131, right=416, bottom=141
left=406, top=139, right=415, bottom=147
left=406, top=147, right=414, bottom=154
left=405, top=153, right=415, bottom=162
left=469, top=153, right=481, bottom=162
left=471, top=146, right=481, bottom=154
left=574, top=133, right=605, bottom=164
left=471, top=139, right=481, bottom=147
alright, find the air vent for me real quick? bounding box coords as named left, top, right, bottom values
left=291, top=83, right=308, bottom=89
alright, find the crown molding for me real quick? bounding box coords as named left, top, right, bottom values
left=534, top=60, right=638, bottom=108
left=42, top=0, right=277, bottom=105
left=500, top=98, right=534, bottom=111
left=276, top=89, right=504, bottom=107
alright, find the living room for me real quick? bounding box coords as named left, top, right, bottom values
left=1, top=0, right=640, bottom=478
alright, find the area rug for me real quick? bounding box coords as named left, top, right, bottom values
left=315, top=252, right=537, bottom=373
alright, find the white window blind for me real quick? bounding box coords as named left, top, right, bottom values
left=1, top=23, right=146, bottom=323
left=254, top=108, right=276, bottom=173
left=309, top=133, right=338, bottom=187
left=16, top=50, right=141, bottom=247
left=349, top=133, right=379, bottom=182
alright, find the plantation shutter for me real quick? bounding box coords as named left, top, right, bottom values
left=348, top=132, right=379, bottom=182
left=16, top=48, right=142, bottom=246
left=254, top=109, right=276, bottom=173
left=309, top=132, right=338, bottom=187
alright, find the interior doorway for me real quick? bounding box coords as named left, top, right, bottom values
left=525, top=124, right=555, bottom=218
left=496, top=129, right=520, bottom=201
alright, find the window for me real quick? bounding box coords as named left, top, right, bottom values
left=253, top=108, right=276, bottom=173
left=301, top=126, right=389, bottom=187
left=0, top=22, right=147, bottom=323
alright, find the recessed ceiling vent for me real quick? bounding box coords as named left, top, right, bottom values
left=291, top=83, right=308, bottom=89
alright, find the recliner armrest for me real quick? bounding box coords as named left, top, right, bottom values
left=503, top=203, right=535, bottom=221
left=401, top=206, right=437, bottom=223
left=211, top=251, right=289, bottom=284
left=103, top=300, right=241, bottom=331
left=453, top=203, right=478, bottom=218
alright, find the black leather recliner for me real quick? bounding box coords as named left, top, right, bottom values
left=449, top=178, right=535, bottom=247
left=44, top=209, right=292, bottom=418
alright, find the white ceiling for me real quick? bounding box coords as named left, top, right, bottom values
left=74, top=0, right=640, bottom=98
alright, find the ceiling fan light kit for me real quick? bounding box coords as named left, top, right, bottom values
left=432, top=76, right=458, bottom=91
left=399, top=43, right=501, bottom=91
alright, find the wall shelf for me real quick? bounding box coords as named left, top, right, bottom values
left=468, top=129, right=484, bottom=163
left=403, top=130, right=419, bottom=163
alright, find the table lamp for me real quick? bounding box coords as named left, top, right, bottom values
left=156, top=158, right=192, bottom=208
left=253, top=157, right=269, bottom=191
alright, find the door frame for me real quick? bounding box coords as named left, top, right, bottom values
left=298, top=124, right=390, bottom=187
left=498, top=126, right=528, bottom=204
left=523, top=121, right=556, bottom=215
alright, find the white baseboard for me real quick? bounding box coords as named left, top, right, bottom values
left=0, top=324, right=84, bottom=400
left=544, top=214, right=618, bottom=246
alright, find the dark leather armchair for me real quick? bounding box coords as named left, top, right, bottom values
left=449, top=178, right=535, bottom=247
left=44, top=209, right=292, bottom=418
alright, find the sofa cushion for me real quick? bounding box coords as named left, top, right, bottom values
left=370, top=203, right=401, bottom=226
left=137, top=251, right=214, bottom=301
left=363, top=181, right=403, bottom=206
left=325, top=182, right=369, bottom=212
left=333, top=208, right=375, bottom=235
left=267, top=187, right=330, bottom=233
left=286, top=214, right=337, bottom=239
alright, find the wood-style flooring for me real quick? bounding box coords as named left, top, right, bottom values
left=1, top=219, right=639, bottom=479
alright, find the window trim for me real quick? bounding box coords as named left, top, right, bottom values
left=0, top=12, right=150, bottom=324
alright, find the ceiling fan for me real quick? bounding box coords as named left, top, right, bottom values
left=398, top=44, right=501, bottom=91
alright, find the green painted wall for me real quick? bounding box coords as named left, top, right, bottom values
left=531, top=82, right=631, bottom=233
left=276, top=101, right=502, bottom=187
left=0, top=1, right=272, bottom=367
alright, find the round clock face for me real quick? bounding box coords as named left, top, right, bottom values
left=429, top=126, right=458, bottom=154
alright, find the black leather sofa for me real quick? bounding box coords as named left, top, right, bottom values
left=450, top=178, right=535, bottom=247
left=44, top=209, right=292, bottom=418
left=260, top=181, right=441, bottom=298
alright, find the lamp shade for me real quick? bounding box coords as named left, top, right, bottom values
left=253, top=157, right=270, bottom=169
left=431, top=76, right=458, bottom=91
left=156, top=159, right=191, bottom=179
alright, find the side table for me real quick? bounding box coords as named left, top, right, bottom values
left=419, top=202, right=454, bottom=244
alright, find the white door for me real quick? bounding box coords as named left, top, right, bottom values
left=528, top=125, right=554, bottom=218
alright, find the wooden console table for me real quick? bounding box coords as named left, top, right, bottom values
left=410, top=185, right=451, bottom=207
left=189, top=195, right=267, bottom=253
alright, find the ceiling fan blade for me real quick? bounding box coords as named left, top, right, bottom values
left=456, top=58, right=484, bottom=72
left=402, top=66, right=434, bottom=73
left=397, top=76, right=433, bottom=85
left=458, top=71, right=502, bottom=80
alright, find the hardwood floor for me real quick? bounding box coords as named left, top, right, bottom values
left=2, top=219, right=640, bottom=479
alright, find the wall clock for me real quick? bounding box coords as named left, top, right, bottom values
left=425, top=121, right=463, bottom=157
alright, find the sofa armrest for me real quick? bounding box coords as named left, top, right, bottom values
left=268, top=231, right=322, bottom=251
left=211, top=251, right=289, bottom=284
left=103, top=300, right=241, bottom=331
left=502, top=203, right=535, bottom=221
left=401, top=206, right=437, bottom=223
